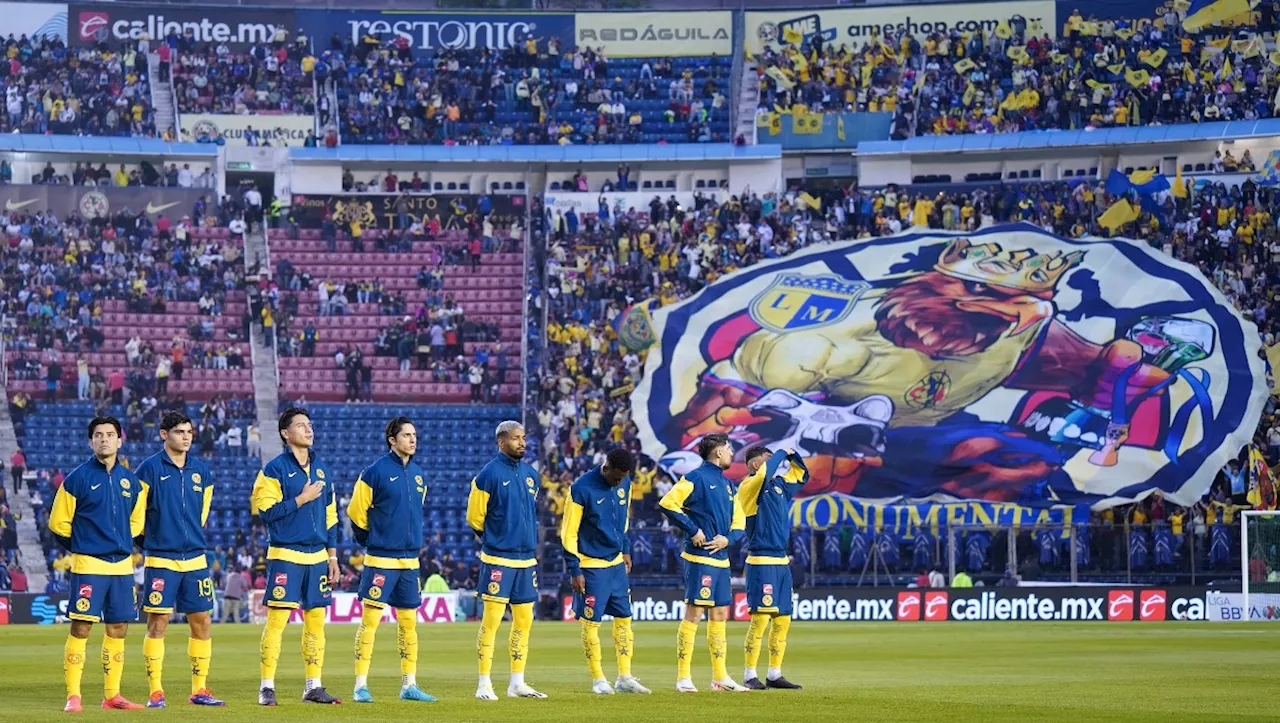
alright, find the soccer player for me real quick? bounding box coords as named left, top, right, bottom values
left=560, top=448, right=651, bottom=695
left=658, top=432, right=750, bottom=693
left=738, top=446, right=808, bottom=691
left=137, top=411, right=225, bottom=708
left=347, top=417, right=437, bottom=703
left=466, top=421, right=546, bottom=700
left=251, top=407, right=341, bottom=705
left=50, top=416, right=147, bottom=712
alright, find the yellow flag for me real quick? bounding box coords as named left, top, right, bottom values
left=799, top=192, right=821, bottom=210
left=792, top=112, right=824, bottom=135
left=1125, top=68, right=1151, bottom=87
left=1028, top=19, right=1044, bottom=36
left=995, top=19, right=1012, bottom=39
left=758, top=112, right=781, bottom=136
left=1051, top=52, right=1067, bottom=63
left=782, top=26, right=803, bottom=45
left=1271, top=50, right=1280, bottom=66
left=1222, top=55, right=1233, bottom=78
left=1183, top=62, right=1196, bottom=83
left=1128, top=168, right=1157, bottom=185
left=1116, top=28, right=1135, bottom=40
left=954, top=58, right=976, bottom=73
left=1267, top=343, right=1280, bottom=392
left=1098, top=199, right=1140, bottom=232
left=1145, top=48, right=1168, bottom=67
left=837, top=115, right=846, bottom=141
left=1107, top=61, right=1127, bottom=75
left=1171, top=166, right=1188, bottom=198
left=766, top=66, right=795, bottom=91
left=1086, top=79, right=1115, bottom=95
left=1207, top=36, right=1230, bottom=50
left=1007, top=45, right=1029, bottom=63
left=963, top=82, right=976, bottom=106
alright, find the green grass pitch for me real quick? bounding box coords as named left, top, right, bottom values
left=0, top=621, right=1275, bottom=721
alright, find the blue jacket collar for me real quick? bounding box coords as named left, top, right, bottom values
left=494, top=453, right=521, bottom=469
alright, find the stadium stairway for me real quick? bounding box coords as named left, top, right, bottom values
left=735, top=60, right=761, bottom=145
left=146, top=51, right=176, bottom=139
left=0, top=400, right=48, bottom=590
left=247, top=225, right=284, bottom=463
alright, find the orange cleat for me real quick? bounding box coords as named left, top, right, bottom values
left=63, top=695, right=82, bottom=713
left=101, top=695, right=145, bottom=710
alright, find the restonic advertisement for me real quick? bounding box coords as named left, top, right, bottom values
left=298, top=9, right=574, bottom=52
left=745, top=1, right=1058, bottom=55
left=574, top=11, right=731, bottom=57
left=70, top=4, right=294, bottom=51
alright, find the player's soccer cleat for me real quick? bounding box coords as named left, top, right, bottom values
left=711, top=678, right=751, bottom=692
left=398, top=684, right=436, bottom=702
left=614, top=676, right=651, bottom=694
left=258, top=687, right=277, bottom=707
left=507, top=683, right=548, bottom=699
left=189, top=689, right=226, bottom=706
left=146, top=691, right=166, bottom=709
left=301, top=687, right=342, bottom=704
left=352, top=686, right=375, bottom=704
left=475, top=683, right=499, bottom=701
left=63, top=695, right=82, bottom=713
left=591, top=679, right=615, bottom=695
left=101, top=695, right=146, bottom=710
left=766, top=677, right=803, bottom=690
left=743, top=678, right=767, bottom=691
left=675, top=678, right=699, bottom=693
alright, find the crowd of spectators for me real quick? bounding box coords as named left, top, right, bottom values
left=318, top=33, right=729, bottom=145
left=18, top=160, right=219, bottom=189
left=754, top=5, right=1280, bottom=139
left=172, top=31, right=318, bottom=118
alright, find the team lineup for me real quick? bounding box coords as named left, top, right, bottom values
left=49, top=412, right=806, bottom=711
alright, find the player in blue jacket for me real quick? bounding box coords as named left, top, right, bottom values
left=251, top=407, right=341, bottom=706
left=49, top=416, right=147, bottom=712
left=137, top=411, right=224, bottom=708
left=659, top=433, right=749, bottom=693
left=466, top=420, right=547, bottom=701
left=347, top=416, right=436, bottom=704
left=560, top=448, right=651, bottom=695
left=737, top=446, right=808, bottom=691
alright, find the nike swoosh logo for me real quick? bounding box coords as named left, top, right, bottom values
left=91, top=484, right=101, bottom=490
left=145, top=201, right=180, bottom=215
left=503, top=480, right=510, bottom=486
left=160, top=475, right=171, bottom=480
left=709, top=485, right=717, bottom=490
left=4, top=198, right=38, bottom=211
left=390, top=476, right=398, bottom=481
left=288, top=472, right=297, bottom=478
left=596, top=498, right=605, bottom=505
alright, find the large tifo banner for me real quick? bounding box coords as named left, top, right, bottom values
left=0, top=2, right=68, bottom=40
left=182, top=113, right=314, bottom=147
left=297, top=9, right=573, bottom=52
left=574, top=11, right=731, bottom=57
left=70, top=3, right=294, bottom=51
left=0, top=185, right=210, bottom=220
left=633, top=224, right=1265, bottom=512
left=561, top=586, right=1269, bottom=623
left=745, top=1, right=1058, bottom=54
left=290, top=193, right=526, bottom=231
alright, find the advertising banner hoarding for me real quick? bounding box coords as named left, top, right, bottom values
left=0, top=185, right=211, bottom=220
left=289, top=193, right=525, bottom=231
left=70, top=4, right=293, bottom=52
left=181, top=113, right=314, bottom=147
left=574, top=11, right=731, bottom=57
left=297, top=9, right=573, bottom=53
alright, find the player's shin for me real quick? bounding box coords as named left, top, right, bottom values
left=259, top=607, right=289, bottom=689
left=354, top=605, right=381, bottom=689
left=302, top=608, right=327, bottom=690
left=707, top=619, right=729, bottom=681
left=143, top=635, right=165, bottom=694
left=188, top=637, right=212, bottom=695
left=581, top=620, right=606, bottom=682
left=509, top=602, right=533, bottom=681
left=612, top=617, right=634, bottom=678
left=768, top=615, right=791, bottom=679
left=64, top=634, right=88, bottom=699
left=102, top=634, right=126, bottom=700
left=744, top=612, right=769, bottom=681
left=396, top=607, right=418, bottom=688
left=676, top=620, right=698, bottom=681
left=477, top=601, right=504, bottom=680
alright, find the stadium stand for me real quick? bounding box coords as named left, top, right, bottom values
left=172, top=37, right=318, bottom=119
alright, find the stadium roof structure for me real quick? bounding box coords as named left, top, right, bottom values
left=0, top=134, right=218, bottom=156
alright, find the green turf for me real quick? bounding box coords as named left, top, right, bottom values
left=0, top=621, right=1275, bottom=721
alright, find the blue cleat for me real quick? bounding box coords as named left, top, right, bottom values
left=189, top=689, right=226, bottom=706
left=353, top=686, right=375, bottom=704
left=399, top=684, right=437, bottom=702
left=146, top=691, right=166, bottom=709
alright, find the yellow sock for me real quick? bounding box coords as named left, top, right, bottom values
left=744, top=612, right=769, bottom=673
left=580, top=620, right=605, bottom=681
left=302, top=608, right=326, bottom=680
left=188, top=638, right=211, bottom=695
left=476, top=601, right=504, bottom=677
left=707, top=620, right=728, bottom=681
left=768, top=615, right=791, bottom=671
left=509, top=602, right=533, bottom=674
left=142, top=636, right=164, bottom=694
left=259, top=607, right=289, bottom=681
left=676, top=620, right=698, bottom=681
left=354, top=606, right=381, bottom=678
left=102, top=635, right=126, bottom=700
left=64, top=635, right=88, bottom=699
left=612, top=617, right=634, bottom=678
left=396, top=608, right=418, bottom=677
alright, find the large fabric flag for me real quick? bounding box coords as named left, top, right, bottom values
left=1183, top=0, right=1252, bottom=31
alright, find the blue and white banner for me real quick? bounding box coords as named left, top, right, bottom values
left=299, top=10, right=575, bottom=52
left=0, top=2, right=67, bottom=41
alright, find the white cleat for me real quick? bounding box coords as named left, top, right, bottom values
left=675, top=678, right=699, bottom=693
left=614, top=676, right=652, bottom=694
left=507, top=683, right=548, bottom=699
left=475, top=683, right=499, bottom=701
left=711, top=678, right=751, bottom=692
left=591, top=679, right=615, bottom=695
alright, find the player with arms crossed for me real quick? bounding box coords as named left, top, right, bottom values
left=137, top=411, right=225, bottom=707
left=466, top=421, right=547, bottom=700
left=251, top=407, right=341, bottom=705
left=50, top=416, right=147, bottom=711
left=658, top=433, right=750, bottom=693
left=560, top=448, right=652, bottom=695
left=347, top=416, right=437, bottom=704
left=738, top=447, right=808, bottom=690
